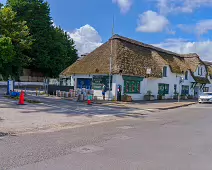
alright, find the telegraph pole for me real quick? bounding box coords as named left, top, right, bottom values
left=108, top=16, right=114, bottom=101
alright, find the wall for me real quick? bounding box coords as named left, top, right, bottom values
left=20, top=69, right=44, bottom=82
left=67, top=66, right=210, bottom=101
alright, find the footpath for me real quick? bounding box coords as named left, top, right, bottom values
left=95, top=100, right=197, bottom=111
left=26, top=94, right=197, bottom=111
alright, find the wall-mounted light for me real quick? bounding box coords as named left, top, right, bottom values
left=119, top=70, right=123, bottom=75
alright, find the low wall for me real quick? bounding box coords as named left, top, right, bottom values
left=47, top=85, right=74, bottom=95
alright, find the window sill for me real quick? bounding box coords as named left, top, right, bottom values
left=124, top=92, right=141, bottom=94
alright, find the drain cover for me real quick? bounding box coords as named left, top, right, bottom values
left=72, top=145, right=104, bottom=154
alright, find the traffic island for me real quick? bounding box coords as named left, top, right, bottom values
left=99, top=101, right=197, bottom=111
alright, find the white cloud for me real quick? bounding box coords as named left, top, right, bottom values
left=178, top=19, right=212, bottom=36
left=156, top=0, right=212, bottom=15
left=68, top=24, right=103, bottom=56
left=154, top=38, right=212, bottom=61
left=136, top=10, right=169, bottom=33
left=112, top=0, right=132, bottom=13
left=196, top=20, right=212, bottom=35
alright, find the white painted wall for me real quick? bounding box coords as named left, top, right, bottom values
left=68, top=65, right=210, bottom=101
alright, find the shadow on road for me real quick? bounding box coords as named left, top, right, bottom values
left=0, top=95, right=149, bottom=119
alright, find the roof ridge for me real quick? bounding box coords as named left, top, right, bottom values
left=111, top=34, right=182, bottom=57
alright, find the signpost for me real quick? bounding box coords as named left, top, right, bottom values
left=92, top=75, right=112, bottom=90
left=7, top=80, right=14, bottom=95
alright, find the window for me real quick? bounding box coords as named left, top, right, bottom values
left=198, top=67, right=200, bottom=75
left=174, top=84, right=177, bottom=93
left=203, top=87, right=209, bottom=92
left=198, top=67, right=202, bottom=76
left=185, top=71, right=188, bottom=80
left=181, top=85, right=189, bottom=95
left=163, top=66, right=167, bottom=77
left=124, top=80, right=140, bottom=93
left=77, top=78, right=92, bottom=89
left=158, top=83, right=169, bottom=95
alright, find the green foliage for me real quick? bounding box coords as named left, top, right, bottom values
left=48, top=27, right=78, bottom=77
left=0, top=6, right=32, bottom=80
left=7, top=0, right=78, bottom=78
left=0, top=37, right=15, bottom=79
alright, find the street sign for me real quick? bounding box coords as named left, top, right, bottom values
left=92, top=75, right=112, bottom=90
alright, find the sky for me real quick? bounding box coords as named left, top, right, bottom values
left=1, top=0, right=212, bottom=61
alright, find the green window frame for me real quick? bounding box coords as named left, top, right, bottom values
left=181, top=85, right=189, bottom=95
left=124, top=80, right=140, bottom=94
left=158, top=83, right=169, bottom=95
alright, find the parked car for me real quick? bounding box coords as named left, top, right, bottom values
left=198, top=92, right=212, bottom=103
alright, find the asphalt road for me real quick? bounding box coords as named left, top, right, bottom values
left=1, top=103, right=212, bottom=170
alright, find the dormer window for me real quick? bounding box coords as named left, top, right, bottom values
left=185, top=71, right=188, bottom=80
left=163, top=66, right=167, bottom=77
left=198, top=67, right=200, bottom=75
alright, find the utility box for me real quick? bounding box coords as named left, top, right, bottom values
left=7, top=80, right=14, bottom=95
left=117, top=85, right=122, bottom=101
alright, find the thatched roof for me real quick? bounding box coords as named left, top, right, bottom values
left=203, top=61, right=212, bottom=76
left=181, top=53, right=204, bottom=72
left=60, top=35, right=209, bottom=82
left=60, top=41, right=112, bottom=76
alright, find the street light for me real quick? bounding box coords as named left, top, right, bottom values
left=176, top=75, right=184, bottom=102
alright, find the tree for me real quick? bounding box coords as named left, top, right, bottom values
left=48, top=27, right=78, bottom=77
left=7, top=0, right=78, bottom=78
left=0, top=6, right=32, bottom=80
left=7, top=0, right=52, bottom=72
left=0, top=37, right=15, bottom=79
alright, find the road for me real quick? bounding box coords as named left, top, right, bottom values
left=1, top=103, right=212, bottom=170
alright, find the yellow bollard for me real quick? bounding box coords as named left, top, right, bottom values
left=36, top=88, right=38, bottom=96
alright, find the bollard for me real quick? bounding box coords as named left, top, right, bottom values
left=87, top=95, right=92, bottom=105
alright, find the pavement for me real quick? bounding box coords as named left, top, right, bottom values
left=99, top=100, right=197, bottom=110
left=1, top=103, right=212, bottom=170
left=26, top=92, right=198, bottom=111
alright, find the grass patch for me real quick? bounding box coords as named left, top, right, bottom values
left=4, top=95, right=19, bottom=100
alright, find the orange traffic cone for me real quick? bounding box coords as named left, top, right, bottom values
left=19, top=91, right=25, bottom=105
left=87, top=99, right=92, bottom=105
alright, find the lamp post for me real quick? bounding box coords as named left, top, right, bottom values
left=177, top=76, right=184, bottom=102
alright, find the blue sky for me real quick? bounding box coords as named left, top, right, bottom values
left=2, top=0, right=212, bottom=60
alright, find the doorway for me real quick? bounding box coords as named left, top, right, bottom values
left=194, top=86, right=199, bottom=98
